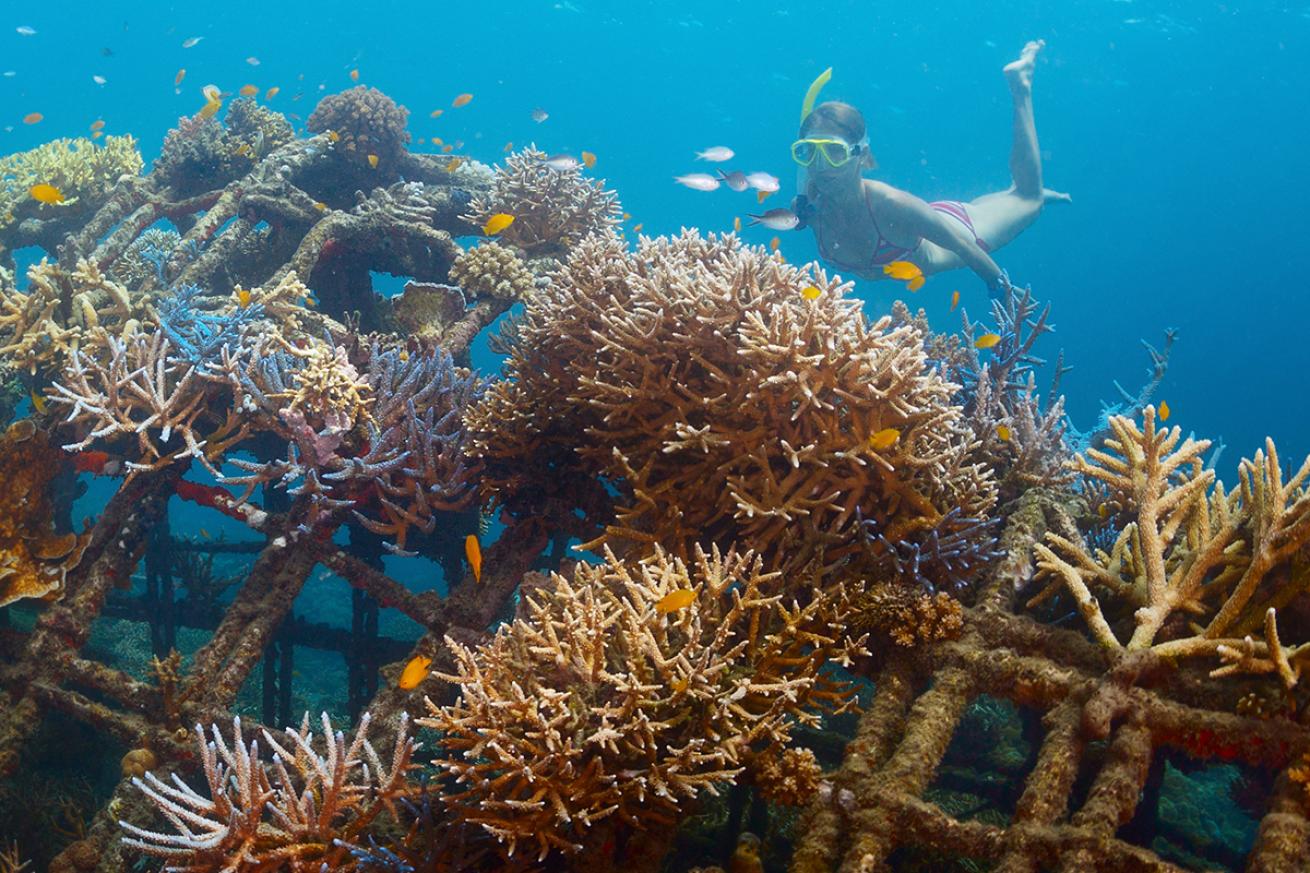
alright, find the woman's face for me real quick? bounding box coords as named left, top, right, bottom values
left=801, top=122, right=867, bottom=185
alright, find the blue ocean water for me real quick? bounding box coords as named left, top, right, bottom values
left=5, top=1, right=1307, bottom=474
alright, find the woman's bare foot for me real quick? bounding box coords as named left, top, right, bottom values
left=1004, top=39, right=1045, bottom=95
left=1043, top=187, right=1072, bottom=204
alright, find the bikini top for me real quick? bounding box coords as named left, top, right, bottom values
left=811, top=184, right=918, bottom=274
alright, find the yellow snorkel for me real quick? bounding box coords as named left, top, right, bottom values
left=800, top=67, right=833, bottom=125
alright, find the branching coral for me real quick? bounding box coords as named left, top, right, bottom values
left=120, top=712, right=416, bottom=871
left=0, top=136, right=143, bottom=237
left=307, top=87, right=410, bottom=173
left=468, top=230, right=994, bottom=577
left=448, top=242, right=537, bottom=301
left=0, top=420, right=89, bottom=607
left=0, top=258, right=145, bottom=376
left=422, top=544, right=864, bottom=861
left=750, top=746, right=824, bottom=807
left=1030, top=406, right=1310, bottom=692
left=461, top=145, right=621, bottom=258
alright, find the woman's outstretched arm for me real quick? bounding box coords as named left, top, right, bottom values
left=891, top=192, right=1006, bottom=290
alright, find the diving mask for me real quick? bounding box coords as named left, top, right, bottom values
left=791, top=137, right=864, bottom=168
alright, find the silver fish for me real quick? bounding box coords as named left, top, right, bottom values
left=716, top=170, right=749, bottom=192
left=531, top=107, right=549, bottom=123
left=92, top=75, right=107, bottom=85
left=745, top=171, right=780, bottom=193
left=674, top=173, right=721, bottom=192
left=747, top=208, right=800, bottom=230
left=695, top=145, right=734, bottom=162
left=15, top=26, right=36, bottom=36
left=182, top=36, right=203, bottom=48
left=544, top=154, right=581, bottom=171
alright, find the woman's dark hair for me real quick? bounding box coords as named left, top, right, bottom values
left=799, top=101, right=866, bottom=142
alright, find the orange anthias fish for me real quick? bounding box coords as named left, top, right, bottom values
left=1159, top=401, right=1171, bottom=422
left=441, top=144, right=454, bottom=153
left=90, top=119, right=105, bottom=131
left=756, top=190, right=771, bottom=204
left=733, top=216, right=742, bottom=232
left=907, top=275, right=925, bottom=292
left=29, top=184, right=65, bottom=205
left=446, top=156, right=463, bottom=172
left=950, top=290, right=960, bottom=312
left=265, top=86, right=280, bottom=100
left=398, top=655, right=432, bottom=690
left=974, top=333, right=1001, bottom=350
left=656, top=589, right=697, bottom=614
left=430, top=109, right=444, bottom=118
left=632, top=222, right=643, bottom=233
left=452, top=92, right=473, bottom=107
left=581, top=150, right=597, bottom=169
left=482, top=213, right=515, bottom=235
left=29, top=390, right=48, bottom=414
left=503, top=141, right=513, bottom=153
left=868, top=427, right=901, bottom=451
left=465, top=534, right=482, bottom=582
left=349, top=68, right=360, bottom=82
left=769, top=236, right=780, bottom=252
left=239, top=84, right=258, bottom=97
left=23, top=112, right=43, bottom=125
left=198, top=100, right=222, bottom=120
left=174, top=68, right=186, bottom=88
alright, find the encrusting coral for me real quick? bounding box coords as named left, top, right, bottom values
left=120, top=712, right=416, bottom=871
left=749, top=746, right=825, bottom=807
left=422, top=544, right=865, bottom=861
left=1031, top=406, right=1310, bottom=691
left=462, top=145, right=621, bottom=258
left=0, top=420, right=88, bottom=608
left=468, top=229, right=995, bottom=578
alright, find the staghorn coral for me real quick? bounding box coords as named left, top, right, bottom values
left=422, top=544, right=864, bottom=861
left=0, top=136, right=142, bottom=238
left=850, top=581, right=965, bottom=648
left=447, top=242, right=537, bottom=301
left=0, top=420, right=89, bottom=607
left=0, top=258, right=144, bottom=376
left=120, top=712, right=416, bottom=871
left=461, top=145, right=621, bottom=258
left=1030, top=406, right=1310, bottom=691
left=750, top=746, right=825, bottom=807
left=468, top=230, right=995, bottom=577
left=307, top=87, right=410, bottom=173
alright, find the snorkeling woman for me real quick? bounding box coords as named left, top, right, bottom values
left=792, top=40, right=1070, bottom=296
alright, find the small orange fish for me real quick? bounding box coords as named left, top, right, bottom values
left=446, top=156, right=463, bottom=172
left=265, top=86, right=280, bottom=100
left=465, top=534, right=482, bottom=582
left=313, top=201, right=327, bottom=211
left=581, top=150, right=597, bottom=169
left=90, top=119, right=105, bottom=131
left=1159, top=401, right=1171, bottom=422
left=398, top=655, right=432, bottom=690
left=1098, top=503, right=1110, bottom=519
left=632, top=222, right=643, bottom=233
left=326, top=130, right=340, bottom=143
left=200, top=528, right=211, bottom=539
left=71, top=450, right=113, bottom=475
left=996, top=424, right=1012, bottom=442
left=483, top=213, right=515, bottom=236
left=452, top=92, right=473, bottom=107
left=868, top=427, right=901, bottom=451
left=907, top=275, right=925, bottom=292
left=239, top=84, right=258, bottom=97
left=91, top=131, right=103, bottom=140
left=656, top=588, right=696, bottom=614
left=950, top=290, right=960, bottom=312
left=800, top=285, right=821, bottom=301
left=503, top=141, right=513, bottom=153
left=431, top=137, right=444, bottom=146
left=974, top=333, right=1001, bottom=350
left=30, top=390, right=48, bottom=414
left=29, top=183, right=65, bottom=205
left=883, top=260, right=922, bottom=281
left=23, top=112, right=43, bottom=125
left=235, top=143, right=252, bottom=157
left=198, top=100, right=221, bottom=120
left=769, top=236, right=780, bottom=252
left=349, top=68, right=360, bottom=82
left=733, top=216, right=742, bottom=232
left=756, top=189, right=771, bottom=204
left=174, top=68, right=186, bottom=87
left=367, top=153, right=379, bottom=168
left=236, top=287, right=252, bottom=309
left=430, top=109, right=444, bottom=118
left=441, top=144, right=454, bottom=154
left=622, top=212, right=631, bottom=220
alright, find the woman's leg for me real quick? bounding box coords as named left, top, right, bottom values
left=964, top=40, right=1068, bottom=252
